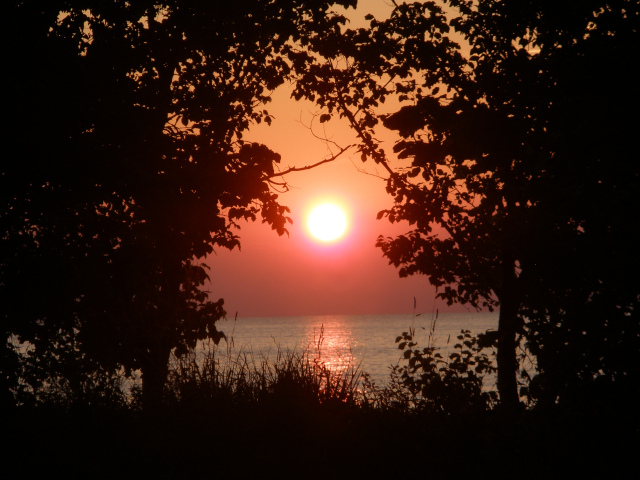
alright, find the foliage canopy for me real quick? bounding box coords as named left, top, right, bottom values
left=2, top=0, right=356, bottom=407
left=294, top=0, right=640, bottom=408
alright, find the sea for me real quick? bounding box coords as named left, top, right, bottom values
left=209, top=311, right=499, bottom=388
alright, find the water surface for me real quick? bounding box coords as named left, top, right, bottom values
left=212, top=312, right=498, bottom=386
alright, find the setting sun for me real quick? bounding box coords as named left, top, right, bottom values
left=307, top=203, right=347, bottom=242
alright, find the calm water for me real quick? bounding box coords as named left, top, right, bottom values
left=212, top=311, right=499, bottom=387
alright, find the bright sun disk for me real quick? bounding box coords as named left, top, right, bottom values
left=307, top=203, right=347, bottom=242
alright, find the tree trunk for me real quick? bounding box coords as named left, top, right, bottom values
left=141, top=255, right=181, bottom=410
left=496, top=259, right=520, bottom=412
left=141, top=342, right=171, bottom=410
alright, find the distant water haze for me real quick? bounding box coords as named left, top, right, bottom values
left=209, top=311, right=499, bottom=387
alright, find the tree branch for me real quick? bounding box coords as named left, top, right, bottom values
left=266, top=143, right=355, bottom=179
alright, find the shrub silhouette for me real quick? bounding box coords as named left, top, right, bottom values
left=390, top=327, right=498, bottom=414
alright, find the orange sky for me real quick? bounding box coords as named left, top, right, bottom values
left=206, top=1, right=452, bottom=318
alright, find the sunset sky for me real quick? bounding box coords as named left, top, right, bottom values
left=203, top=1, right=458, bottom=318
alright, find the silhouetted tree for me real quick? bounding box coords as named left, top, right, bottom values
left=295, top=0, right=640, bottom=409
left=2, top=0, right=356, bottom=408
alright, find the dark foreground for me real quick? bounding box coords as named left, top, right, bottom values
left=4, top=400, right=638, bottom=480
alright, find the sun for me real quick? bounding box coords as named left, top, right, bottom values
left=307, top=203, right=347, bottom=242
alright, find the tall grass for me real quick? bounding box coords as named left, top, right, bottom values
left=165, top=331, right=364, bottom=411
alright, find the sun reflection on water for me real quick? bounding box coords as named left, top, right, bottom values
left=304, top=318, right=362, bottom=376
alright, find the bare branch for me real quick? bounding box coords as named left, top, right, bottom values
left=349, top=158, right=389, bottom=181
left=266, top=143, right=355, bottom=180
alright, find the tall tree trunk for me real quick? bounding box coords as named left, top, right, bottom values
left=141, top=343, right=171, bottom=410
left=141, top=255, right=181, bottom=410
left=496, top=259, right=520, bottom=411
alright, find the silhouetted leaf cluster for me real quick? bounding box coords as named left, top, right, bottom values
left=293, top=0, right=640, bottom=409
left=2, top=0, right=356, bottom=408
